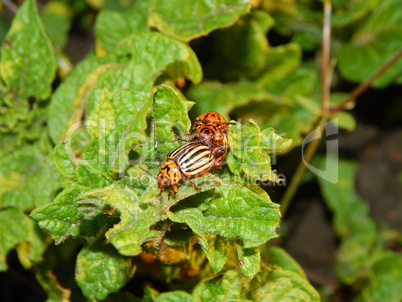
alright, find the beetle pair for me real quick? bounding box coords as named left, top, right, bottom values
left=157, top=112, right=231, bottom=194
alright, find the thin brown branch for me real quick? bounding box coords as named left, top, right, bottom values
left=1, top=0, right=18, bottom=14
left=330, top=47, right=402, bottom=115
left=321, top=0, right=332, bottom=116
left=280, top=1, right=332, bottom=215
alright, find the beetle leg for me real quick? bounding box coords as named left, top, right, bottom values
left=169, top=184, right=178, bottom=195
left=187, top=180, right=200, bottom=190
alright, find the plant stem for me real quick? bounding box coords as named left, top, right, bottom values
left=280, top=119, right=325, bottom=215
left=280, top=0, right=331, bottom=215
left=321, top=0, right=332, bottom=116
left=1, top=0, right=18, bottom=14
left=330, top=47, right=402, bottom=115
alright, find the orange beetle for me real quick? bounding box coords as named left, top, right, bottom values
left=189, top=112, right=231, bottom=169
left=157, top=142, right=214, bottom=194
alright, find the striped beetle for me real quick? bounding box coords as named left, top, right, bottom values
left=157, top=142, right=214, bottom=194
left=189, top=112, right=231, bottom=169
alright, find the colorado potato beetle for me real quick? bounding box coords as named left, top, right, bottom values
left=189, top=112, right=230, bottom=169
left=157, top=142, right=214, bottom=194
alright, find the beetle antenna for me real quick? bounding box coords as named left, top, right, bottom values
left=139, top=167, right=157, bottom=179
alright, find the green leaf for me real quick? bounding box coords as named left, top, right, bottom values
left=77, top=88, right=151, bottom=183
left=0, top=208, right=30, bottom=271
left=41, top=0, right=74, bottom=48
left=48, top=54, right=117, bottom=143
left=207, top=11, right=274, bottom=80
left=186, top=81, right=271, bottom=118
left=150, top=84, right=192, bottom=156
left=248, top=266, right=320, bottom=301
left=237, top=246, right=261, bottom=279
left=76, top=243, right=136, bottom=301
left=193, top=267, right=319, bottom=302
left=116, top=32, right=203, bottom=86
left=336, top=0, right=402, bottom=87
left=200, top=234, right=230, bottom=273
left=0, top=0, right=56, bottom=100
left=169, top=182, right=281, bottom=251
left=53, top=142, right=76, bottom=177
left=257, top=43, right=302, bottom=90
left=36, top=268, right=71, bottom=302
left=331, top=0, right=378, bottom=27
left=30, top=185, right=89, bottom=243
left=192, top=270, right=245, bottom=301
left=15, top=219, right=48, bottom=269
left=0, top=145, right=61, bottom=210
left=156, top=291, right=193, bottom=302
left=318, top=157, right=377, bottom=284
left=94, top=0, right=149, bottom=54
left=331, top=112, right=356, bottom=132
left=149, top=0, right=251, bottom=42
left=228, top=121, right=291, bottom=182
left=266, top=246, right=306, bottom=278
left=356, top=253, right=402, bottom=302
left=49, top=32, right=201, bottom=145
left=77, top=185, right=161, bottom=256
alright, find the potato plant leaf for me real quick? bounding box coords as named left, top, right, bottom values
left=77, top=185, right=161, bottom=256
left=76, top=88, right=151, bottom=184
left=75, top=243, right=136, bottom=301
left=48, top=54, right=117, bottom=144
left=266, top=246, right=306, bottom=279
left=94, top=0, right=149, bottom=55
left=318, top=157, right=377, bottom=284
left=41, top=1, right=74, bottom=48
left=35, top=268, right=71, bottom=302
left=356, top=254, right=402, bottom=302
left=149, top=0, right=251, bottom=41
left=207, top=10, right=273, bottom=80
left=151, top=84, right=192, bottom=156
left=192, top=266, right=319, bottom=302
left=228, top=120, right=292, bottom=182
left=336, top=0, right=402, bottom=87
left=30, top=185, right=89, bottom=243
left=0, top=0, right=56, bottom=100
left=0, top=145, right=61, bottom=210
left=0, top=208, right=30, bottom=271
left=247, top=266, right=320, bottom=301
left=168, top=182, right=280, bottom=277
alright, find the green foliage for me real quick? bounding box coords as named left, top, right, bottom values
left=1, top=0, right=401, bottom=301
left=0, top=0, right=56, bottom=100
left=76, top=243, right=136, bottom=300
left=149, top=0, right=251, bottom=41
left=336, top=0, right=402, bottom=87
left=318, top=158, right=402, bottom=300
